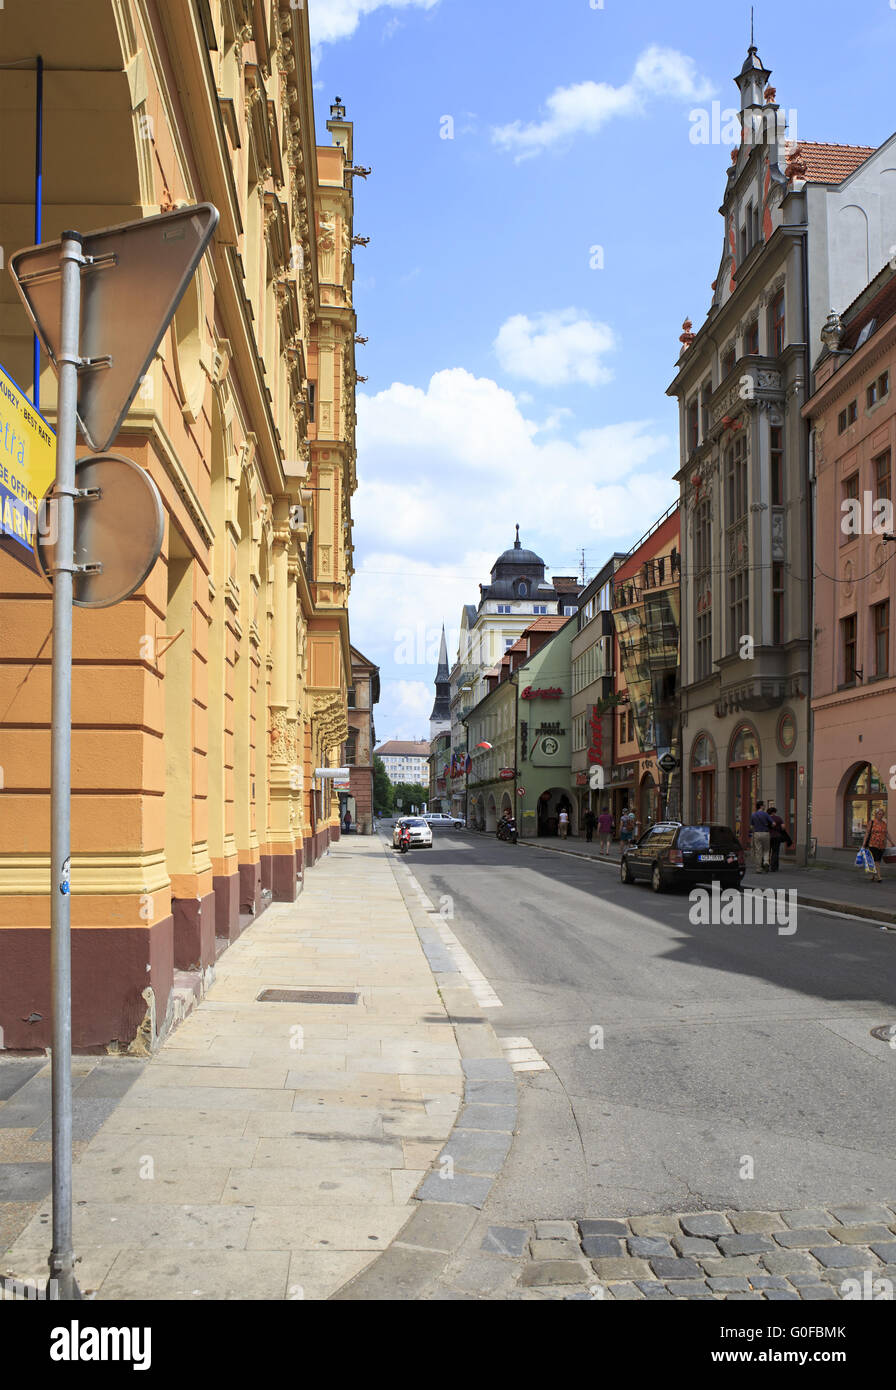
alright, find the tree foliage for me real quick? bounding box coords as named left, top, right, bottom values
left=373, top=756, right=393, bottom=815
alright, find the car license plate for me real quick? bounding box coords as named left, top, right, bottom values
left=699, top=854, right=723, bottom=862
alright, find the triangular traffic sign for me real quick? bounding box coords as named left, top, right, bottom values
left=9, top=204, right=218, bottom=453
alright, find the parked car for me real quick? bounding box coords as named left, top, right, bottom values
left=423, top=813, right=465, bottom=828
left=391, top=817, right=433, bottom=849
left=620, top=822, right=745, bottom=893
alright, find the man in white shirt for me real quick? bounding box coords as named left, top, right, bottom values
left=558, top=808, right=570, bottom=839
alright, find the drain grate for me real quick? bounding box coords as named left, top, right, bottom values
left=871, top=1024, right=896, bottom=1042
left=256, top=988, right=360, bottom=1005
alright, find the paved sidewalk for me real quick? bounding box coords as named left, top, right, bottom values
left=2, top=837, right=465, bottom=1300
left=509, top=835, right=896, bottom=926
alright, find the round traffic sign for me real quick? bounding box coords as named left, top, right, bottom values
left=34, top=453, right=164, bottom=608
left=517, top=786, right=526, bottom=796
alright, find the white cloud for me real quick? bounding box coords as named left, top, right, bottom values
left=492, top=44, right=714, bottom=159
left=349, top=363, right=679, bottom=740
left=310, top=0, right=438, bottom=46
left=494, top=310, right=616, bottom=386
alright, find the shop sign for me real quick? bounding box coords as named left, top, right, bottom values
left=521, top=685, right=563, bottom=700
left=499, top=768, right=514, bottom=780
left=0, top=361, right=55, bottom=571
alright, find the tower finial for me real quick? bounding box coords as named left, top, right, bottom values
left=514, top=523, right=520, bottom=548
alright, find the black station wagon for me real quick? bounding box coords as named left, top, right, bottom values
left=620, top=822, right=746, bottom=893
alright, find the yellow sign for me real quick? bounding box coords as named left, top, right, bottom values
left=0, top=362, right=55, bottom=570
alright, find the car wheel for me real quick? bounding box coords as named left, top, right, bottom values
left=620, top=858, right=634, bottom=884
left=651, top=863, right=666, bottom=893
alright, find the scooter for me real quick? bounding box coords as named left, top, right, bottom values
left=397, top=826, right=411, bottom=854
left=496, top=817, right=518, bottom=844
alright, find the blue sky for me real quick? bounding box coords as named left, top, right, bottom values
left=309, top=0, right=896, bottom=741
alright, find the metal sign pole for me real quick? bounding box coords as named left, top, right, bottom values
left=48, top=230, right=84, bottom=1301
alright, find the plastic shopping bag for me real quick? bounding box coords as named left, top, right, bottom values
left=856, top=848, right=874, bottom=872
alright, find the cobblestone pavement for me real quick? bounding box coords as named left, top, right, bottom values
left=426, top=1204, right=896, bottom=1299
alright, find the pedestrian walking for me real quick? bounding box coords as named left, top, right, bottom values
left=767, top=805, right=792, bottom=872
left=597, top=807, right=615, bottom=853
left=862, top=808, right=893, bottom=883
left=750, top=800, right=773, bottom=872
left=619, top=806, right=635, bottom=849
left=558, top=807, right=570, bottom=839
left=583, top=808, right=596, bottom=843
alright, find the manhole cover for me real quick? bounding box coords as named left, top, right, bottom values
left=870, top=1024, right=896, bottom=1042
left=256, top=989, right=360, bottom=1005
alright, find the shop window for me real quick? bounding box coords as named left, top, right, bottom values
left=843, top=763, right=887, bottom=847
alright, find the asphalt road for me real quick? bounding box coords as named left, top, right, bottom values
left=384, top=825, right=896, bottom=1220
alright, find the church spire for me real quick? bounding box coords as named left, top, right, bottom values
left=429, top=624, right=451, bottom=737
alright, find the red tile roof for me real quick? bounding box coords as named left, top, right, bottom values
left=789, top=141, right=876, bottom=184
left=374, top=741, right=431, bottom=757
left=526, top=615, right=569, bottom=632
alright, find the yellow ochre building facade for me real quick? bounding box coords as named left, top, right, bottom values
left=0, top=1, right=359, bottom=1050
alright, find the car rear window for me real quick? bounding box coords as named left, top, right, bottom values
left=678, top=825, right=740, bottom=851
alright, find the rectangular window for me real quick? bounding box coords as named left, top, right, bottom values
left=770, top=425, right=783, bottom=505
left=745, top=320, right=760, bottom=355
left=533, top=604, right=547, bottom=614
left=769, top=290, right=785, bottom=355
left=722, top=346, right=736, bottom=377
left=843, top=472, right=860, bottom=503
left=307, top=382, right=316, bottom=423
left=687, top=398, right=699, bottom=454
left=838, top=408, right=847, bottom=433
left=848, top=399, right=857, bottom=425
left=628, top=708, right=635, bottom=743
left=842, top=613, right=858, bottom=685
left=875, top=450, right=891, bottom=501
left=873, top=600, right=890, bottom=677
left=497, top=604, right=511, bottom=614
left=701, top=379, right=712, bottom=439
left=880, top=369, right=890, bottom=398
left=726, top=434, right=748, bottom=523
left=694, top=499, right=712, bottom=681
left=867, top=380, right=879, bottom=408
left=728, top=568, right=749, bottom=654
left=772, top=563, right=785, bottom=645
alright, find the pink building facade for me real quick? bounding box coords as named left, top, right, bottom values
left=804, top=267, right=896, bottom=861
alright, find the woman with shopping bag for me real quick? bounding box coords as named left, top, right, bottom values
left=861, top=808, right=894, bottom=883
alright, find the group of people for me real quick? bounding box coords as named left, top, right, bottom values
left=582, top=806, right=638, bottom=852
left=747, top=801, right=792, bottom=873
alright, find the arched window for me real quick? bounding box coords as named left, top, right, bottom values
left=690, top=732, right=716, bottom=822
left=691, top=733, right=716, bottom=768
left=730, top=724, right=760, bottom=765
left=843, top=763, right=887, bottom=847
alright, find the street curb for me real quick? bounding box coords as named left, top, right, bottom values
left=329, top=836, right=519, bottom=1301
left=515, top=838, right=896, bottom=927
